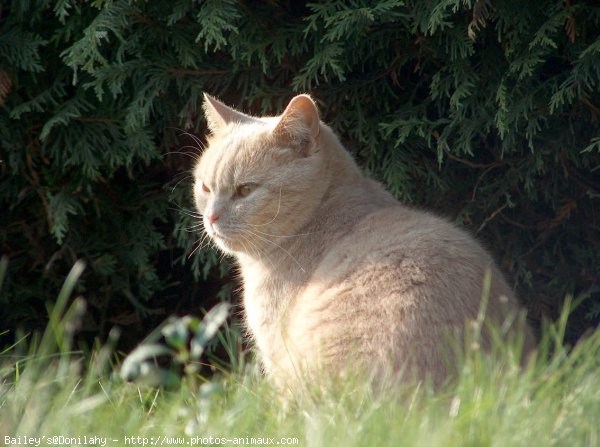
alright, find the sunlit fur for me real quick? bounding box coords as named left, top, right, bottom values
left=194, top=94, right=535, bottom=391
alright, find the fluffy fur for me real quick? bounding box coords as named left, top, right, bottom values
left=194, top=93, right=535, bottom=389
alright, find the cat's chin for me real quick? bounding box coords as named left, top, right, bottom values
left=210, top=232, right=242, bottom=255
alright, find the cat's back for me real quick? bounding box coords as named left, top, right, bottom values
left=303, top=203, right=495, bottom=317
left=284, top=202, right=527, bottom=384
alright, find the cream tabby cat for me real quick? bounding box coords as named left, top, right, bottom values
left=194, top=93, right=534, bottom=389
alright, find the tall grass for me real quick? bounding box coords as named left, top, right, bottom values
left=1, top=262, right=599, bottom=446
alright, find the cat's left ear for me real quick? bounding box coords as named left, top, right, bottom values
left=273, top=94, right=321, bottom=156
left=203, top=93, right=256, bottom=134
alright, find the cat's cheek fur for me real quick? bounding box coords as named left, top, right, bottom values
left=237, top=192, right=276, bottom=228
left=193, top=182, right=207, bottom=214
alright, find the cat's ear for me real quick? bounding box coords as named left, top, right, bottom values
left=202, top=93, right=254, bottom=133
left=273, top=94, right=320, bottom=156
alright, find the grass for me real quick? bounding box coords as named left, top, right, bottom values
left=1, top=262, right=599, bottom=447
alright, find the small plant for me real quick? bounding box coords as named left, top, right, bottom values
left=120, top=302, right=230, bottom=387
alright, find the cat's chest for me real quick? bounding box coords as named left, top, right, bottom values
left=239, top=262, right=301, bottom=351
left=242, top=265, right=288, bottom=327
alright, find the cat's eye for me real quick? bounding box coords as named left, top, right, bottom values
left=236, top=183, right=258, bottom=198
left=201, top=182, right=211, bottom=193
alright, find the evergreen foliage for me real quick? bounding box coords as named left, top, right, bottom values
left=1, top=0, right=598, bottom=347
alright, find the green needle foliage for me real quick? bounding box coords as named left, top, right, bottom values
left=1, top=1, right=599, bottom=348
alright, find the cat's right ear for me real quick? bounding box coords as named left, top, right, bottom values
left=273, top=94, right=321, bottom=156
left=202, top=93, right=254, bottom=134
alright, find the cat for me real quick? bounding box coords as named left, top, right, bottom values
left=193, top=93, right=535, bottom=390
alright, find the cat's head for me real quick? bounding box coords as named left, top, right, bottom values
left=194, top=94, right=329, bottom=256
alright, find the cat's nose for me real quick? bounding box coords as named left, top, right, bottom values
left=207, top=213, right=220, bottom=225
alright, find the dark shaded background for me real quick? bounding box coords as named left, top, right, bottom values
left=1, top=0, right=598, bottom=355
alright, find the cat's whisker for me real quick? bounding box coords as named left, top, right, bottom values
left=240, top=233, right=277, bottom=272
left=170, top=202, right=196, bottom=213
left=168, top=127, right=206, bottom=150
left=247, top=187, right=283, bottom=228
left=246, top=229, right=306, bottom=273
left=248, top=228, right=318, bottom=239
left=188, top=239, right=204, bottom=259
left=164, top=171, right=194, bottom=195
left=188, top=221, right=214, bottom=254
left=185, top=224, right=205, bottom=232
left=238, top=233, right=265, bottom=266
left=185, top=217, right=205, bottom=229
left=168, top=170, right=193, bottom=182
left=174, top=207, right=203, bottom=219
left=185, top=223, right=205, bottom=233
left=178, top=144, right=204, bottom=153
left=185, top=219, right=204, bottom=228
left=169, top=174, right=194, bottom=193
left=180, top=132, right=206, bottom=150
left=180, top=216, right=204, bottom=227
left=161, top=149, right=202, bottom=163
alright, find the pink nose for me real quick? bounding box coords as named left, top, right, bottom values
left=207, top=213, right=219, bottom=225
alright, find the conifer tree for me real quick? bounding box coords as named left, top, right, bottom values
left=1, top=0, right=598, bottom=346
